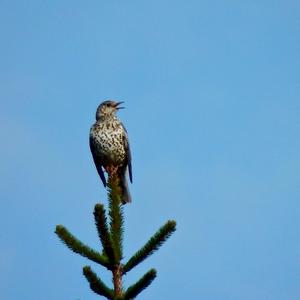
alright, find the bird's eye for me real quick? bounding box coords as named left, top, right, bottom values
left=107, top=103, right=111, bottom=107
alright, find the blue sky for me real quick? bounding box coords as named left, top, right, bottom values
left=0, top=1, right=299, bottom=299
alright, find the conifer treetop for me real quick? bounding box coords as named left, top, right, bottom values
left=55, top=174, right=176, bottom=299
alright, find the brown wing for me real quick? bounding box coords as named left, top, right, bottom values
left=121, top=123, right=132, bottom=183
left=89, top=135, right=106, bottom=187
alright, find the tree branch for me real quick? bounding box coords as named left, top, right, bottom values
left=55, top=225, right=109, bottom=268
left=124, top=269, right=157, bottom=299
left=83, top=266, right=113, bottom=299
left=123, top=220, right=176, bottom=274
left=108, top=175, right=124, bottom=262
left=94, top=204, right=116, bottom=264
left=112, top=264, right=123, bottom=298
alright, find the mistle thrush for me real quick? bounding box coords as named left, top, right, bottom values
left=89, top=100, right=132, bottom=204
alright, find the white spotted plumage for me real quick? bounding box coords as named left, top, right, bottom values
left=90, top=118, right=126, bottom=165
left=89, top=100, right=132, bottom=204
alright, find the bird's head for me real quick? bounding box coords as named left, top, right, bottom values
left=96, top=100, right=124, bottom=120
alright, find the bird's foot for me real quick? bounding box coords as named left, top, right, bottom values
left=105, top=165, right=119, bottom=176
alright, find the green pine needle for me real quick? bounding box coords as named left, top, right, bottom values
left=107, top=176, right=124, bottom=262
left=123, top=220, right=176, bottom=274
left=55, top=225, right=109, bottom=267
left=124, top=269, right=157, bottom=299
left=55, top=171, right=177, bottom=299
left=94, top=204, right=116, bottom=264
left=83, top=266, right=113, bottom=299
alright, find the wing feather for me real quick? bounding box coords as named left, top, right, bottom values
left=121, top=123, right=133, bottom=183
left=89, top=135, right=106, bottom=187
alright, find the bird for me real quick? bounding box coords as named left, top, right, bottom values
left=89, top=100, right=132, bottom=204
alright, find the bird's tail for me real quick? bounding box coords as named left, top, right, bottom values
left=119, top=169, right=131, bottom=204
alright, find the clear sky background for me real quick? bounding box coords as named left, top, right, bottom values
left=1, top=1, right=299, bottom=299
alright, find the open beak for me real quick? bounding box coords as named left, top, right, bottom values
left=115, top=101, right=125, bottom=109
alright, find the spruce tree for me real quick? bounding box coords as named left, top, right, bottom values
left=55, top=174, right=176, bottom=299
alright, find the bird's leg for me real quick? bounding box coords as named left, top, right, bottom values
left=105, top=165, right=112, bottom=174
left=105, top=165, right=119, bottom=176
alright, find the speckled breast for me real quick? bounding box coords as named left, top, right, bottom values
left=91, top=122, right=126, bottom=165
